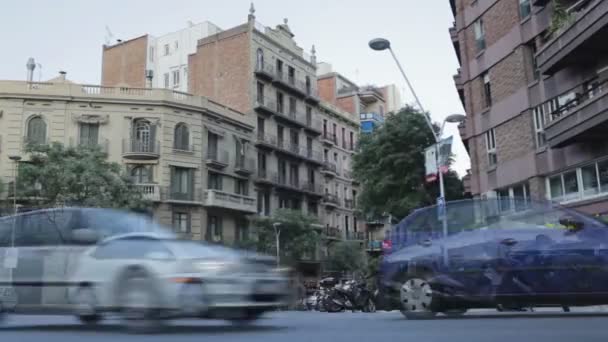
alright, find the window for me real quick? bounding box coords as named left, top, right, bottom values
left=482, top=72, right=492, bottom=107
left=563, top=170, right=579, bottom=201
left=581, top=164, right=599, bottom=196
left=174, top=40, right=179, bottom=50
left=172, top=69, right=180, bottom=87
left=519, top=0, right=531, bottom=19
left=498, top=189, right=511, bottom=212
left=164, top=73, right=170, bottom=88
left=164, top=44, right=169, bottom=56
left=172, top=212, right=190, bottom=233
left=257, top=82, right=264, bottom=103
left=473, top=19, right=486, bottom=51
left=130, top=165, right=151, bottom=183
left=599, top=160, right=608, bottom=191
left=289, top=163, right=299, bottom=187
left=258, top=152, right=267, bottom=176
left=277, top=125, right=284, bottom=147
left=26, top=116, right=47, bottom=145
left=149, top=47, right=154, bottom=62
left=256, top=48, right=264, bottom=70
left=308, top=166, right=315, bottom=184
left=207, top=215, right=222, bottom=242
left=173, top=123, right=189, bottom=150
left=349, top=131, right=354, bottom=150
left=258, top=190, right=270, bottom=216
left=288, top=66, right=295, bottom=85
left=171, top=167, right=193, bottom=200
left=527, top=43, right=539, bottom=81
left=341, top=127, right=346, bottom=148
left=485, top=129, right=497, bottom=167
left=208, top=171, right=223, bottom=190
left=306, top=137, right=313, bottom=158
left=308, top=201, right=318, bottom=216
left=278, top=159, right=287, bottom=184
left=257, top=117, right=265, bottom=136
left=93, top=237, right=173, bottom=259
left=305, top=76, right=311, bottom=94
left=289, top=97, right=297, bottom=116
left=533, top=105, right=546, bottom=148
left=334, top=152, right=338, bottom=163
left=290, top=129, right=299, bottom=149
left=276, top=59, right=283, bottom=77
left=235, top=138, right=246, bottom=167
left=276, top=92, right=284, bottom=113
left=235, top=179, right=248, bottom=196
left=207, top=132, right=219, bottom=158
left=324, top=149, right=329, bottom=162
left=323, top=119, right=328, bottom=135
left=79, top=122, right=99, bottom=147
left=306, top=106, right=312, bottom=126
left=236, top=218, right=249, bottom=241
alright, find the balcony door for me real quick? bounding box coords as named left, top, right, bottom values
left=79, top=123, right=99, bottom=147
left=171, top=167, right=193, bottom=200
left=134, top=119, right=154, bottom=152
left=207, top=132, right=219, bottom=158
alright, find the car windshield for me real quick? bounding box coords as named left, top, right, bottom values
left=391, top=198, right=607, bottom=248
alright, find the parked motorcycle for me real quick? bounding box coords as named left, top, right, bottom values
left=326, top=279, right=376, bottom=313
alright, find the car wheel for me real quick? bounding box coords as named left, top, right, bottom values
left=73, top=286, right=102, bottom=325
left=119, top=270, right=163, bottom=334
left=399, top=276, right=440, bottom=320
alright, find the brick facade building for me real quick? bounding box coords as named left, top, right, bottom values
left=452, top=0, right=608, bottom=214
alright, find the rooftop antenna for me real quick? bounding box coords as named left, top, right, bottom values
left=104, top=25, right=115, bottom=46
left=26, top=58, right=36, bottom=83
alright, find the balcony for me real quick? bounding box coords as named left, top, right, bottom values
left=255, top=133, right=278, bottom=150
left=453, top=68, right=463, bottom=91
left=254, top=62, right=275, bottom=80
left=205, top=149, right=229, bottom=168
left=321, top=132, right=337, bottom=146
left=323, top=193, right=340, bottom=208
left=545, top=79, right=608, bottom=147
left=300, top=182, right=324, bottom=197
left=358, top=86, right=384, bottom=104
left=122, top=139, right=160, bottom=160
left=254, top=96, right=277, bottom=116
left=321, top=162, right=338, bottom=177
left=235, top=157, right=255, bottom=176
left=163, top=187, right=202, bottom=204
left=324, top=226, right=342, bottom=240
left=134, top=184, right=161, bottom=202
left=536, top=0, right=608, bottom=74
left=304, top=117, right=323, bottom=136
left=203, top=189, right=256, bottom=214
left=70, top=137, right=109, bottom=154
left=305, top=87, right=320, bottom=103
left=255, top=169, right=273, bottom=185
left=273, top=70, right=307, bottom=97
left=366, top=240, right=383, bottom=252
left=346, top=231, right=365, bottom=241
left=344, top=199, right=354, bottom=209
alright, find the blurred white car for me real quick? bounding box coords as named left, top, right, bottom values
left=68, top=232, right=289, bottom=331
left=0, top=208, right=288, bottom=333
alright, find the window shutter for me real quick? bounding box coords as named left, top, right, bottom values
left=170, top=167, right=176, bottom=194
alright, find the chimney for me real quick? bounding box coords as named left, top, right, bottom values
left=26, top=57, right=36, bottom=83
left=58, top=71, right=67, bottom=81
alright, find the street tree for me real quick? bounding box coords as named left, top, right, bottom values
left=251, top=209, right=321, bottom=265
left=325, top=241, right=367, bottom=275
left=352, top=105, right=465, bottom=220
left=16, top=142, right=148, bottom=210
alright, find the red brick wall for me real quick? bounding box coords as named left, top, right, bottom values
left=317, top=77, right=336, bottom=104
left=189, top=30, right=251, bottom=114
left=101, top=35, right=148, bottom=88
left=336, top=95, right=357, bottom=115
left=463, top=0, right=520, bottom=59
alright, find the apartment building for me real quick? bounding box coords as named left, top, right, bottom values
left=317, top=101, right=363, bottom=254
left=0, top=76, right=257, bottom=244
left=316, top=63, right=394, bottom=133
left=451, top=0, right=608, bottom=214
left=102, top=21, right=222, bottom=91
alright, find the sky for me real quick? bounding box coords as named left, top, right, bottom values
left=0, top=0, right=470, bottom=176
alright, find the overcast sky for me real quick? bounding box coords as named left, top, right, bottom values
left=1, top=0, right=470, bottom=176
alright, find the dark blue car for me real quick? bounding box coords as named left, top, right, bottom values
left=379, top=198, right=608, bottom=318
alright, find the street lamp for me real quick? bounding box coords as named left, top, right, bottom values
left=272, top=222, right=282, bottom=267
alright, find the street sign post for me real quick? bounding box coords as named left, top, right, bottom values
left=437, top=196, right=446, bottom=220
left=425, top=136, right=453, bottom=183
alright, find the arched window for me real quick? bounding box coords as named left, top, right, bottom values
left=130, top=166, right=151, bottom=184
left=174, top=123, right=190, bottom=151
left=26, top=116, right=47, bottom=145
left=256, top=48, right=264, bottom=70
left=134, top=119, right=151, bottom=152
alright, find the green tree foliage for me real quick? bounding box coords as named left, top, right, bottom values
left=251, top=209, right=321, bottom=265
left=325, top=241, right=366, bottom=274
left=17, top=142, right=148, bottom=210
left=353, top=106, right=466, bottom=220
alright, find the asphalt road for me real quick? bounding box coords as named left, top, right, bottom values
left=1, top=309, right=608, bottom=342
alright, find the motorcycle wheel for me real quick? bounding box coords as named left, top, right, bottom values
left=364, top=298, right=377, bottom=313
left=325, top=298, right=344, bottom=313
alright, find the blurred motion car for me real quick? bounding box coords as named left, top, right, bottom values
left=0, top=208, right=288, bottom=332
left=379, top=198, right=608, bottom=319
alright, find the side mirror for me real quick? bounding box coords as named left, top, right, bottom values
left=72, top=228, right=100, bottom=245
